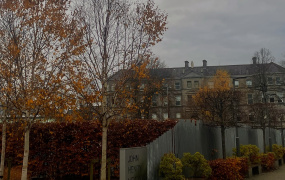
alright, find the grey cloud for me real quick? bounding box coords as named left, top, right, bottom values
left=153, top=0, right=285, bottom=67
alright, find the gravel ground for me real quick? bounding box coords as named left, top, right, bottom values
left=247, top=165, right=285, bottom=180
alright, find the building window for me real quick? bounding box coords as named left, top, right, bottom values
left=152, top=113, right=157, bottom=120
left=246, top=80, right=252, bottom=87
left=163, top=113, right=168, bottom=119
left=163, top=98, right=168, bottom=106
left=237, top=115, right=241, bottom=122
left=175, top=82, right=181, bottom=90
left=187, top=95, right=194, bottom=105
left=249, top=114, right=254, bottom=122
left=208, top=82, right=214, bottom=89
left=187, top=81, right=192, bottom=88
left=152, top=95, right=158, bottom=106
left=139, top=83, right=145, bottom=91
left=268, top=77, right=273, bottom=85
left=276, top=77, right=281, bottom=85
left=175, top=95, right=181, bottom=106
left=126, top=84, right=131, bottom=91
left=176, top=113, right=181, bottom=119
left=277, top=92, right=283, bottom=103
left=234, top=80, right=239, bottom=87
left=270, top=97, right=274, bottom=103
left=111, top=84, right=115, bottom=91
left=248, top=94, right=253, bottom=104
left=194, top=81, right=199, bottom=88
left=261, top=94, right=266, bottom=103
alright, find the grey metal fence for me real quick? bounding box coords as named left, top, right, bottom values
left=146, top=119, right=284, bottom=179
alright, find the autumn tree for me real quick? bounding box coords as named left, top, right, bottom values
left=250, top=48, right=279, bottom=152
left=115, top=57, right=167, bottom=119
left=252, top=48, right=275, bottom=100
left=273, top=109, right=285, bottom=147
left=249, top=103, right=279, bottom=152
left=0, top=80, right=11, bottom=179
left=70, top=0, right=167, bottom=179
left=193, top=70, right=243, bottom=159
left=0, top=0, right=85, bottom=179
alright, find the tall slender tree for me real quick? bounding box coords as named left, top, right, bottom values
left=0, top=0, right=85, bottom=179
left=250, top=48, right=277, bottom=152
left=71, top=0, right=167, bottom=179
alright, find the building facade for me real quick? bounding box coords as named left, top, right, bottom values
left=108, top=58, right=285, bottom=121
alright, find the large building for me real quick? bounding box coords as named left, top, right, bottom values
left=108, top=57, right=285, bottom=121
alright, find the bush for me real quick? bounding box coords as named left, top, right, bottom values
left=159, top=153, right=184, bottom=180
left=233, top=144, right=260, bottom=164
left=181, top=152, right=211, bottom=178
left=260, top=152, right=275, bottom=171
left=237, top=157, right=249, bottom=178
left=209, top=158, right=243, bottom=180
left=272, top=144, right=284, bottom=159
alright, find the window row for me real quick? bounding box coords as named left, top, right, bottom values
left=174, top=81, right=200, bottom=90
left=152, top=95, right=182, bottom=106
left=151, top=112, right=181, bottom=120
left=234, top=77, right=282, bottom=88
left=247, top=93, right=284, bottom=104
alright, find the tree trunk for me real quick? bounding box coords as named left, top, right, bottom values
left=21, top=126, right=31, bottom=180
left=100, top=118, right=108, bottom=180
left=0, top=121, right=6, bottom=180
left=281, top=120, right=284, bottom=147
left=221, top=125, right=226, bottom=159
left=262, top=128, right=266, bottom=153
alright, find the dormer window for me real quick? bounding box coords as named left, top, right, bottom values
left=187, top=81, right=192, bottom=88
left=268, top=77, right=273, bottom=85
left=234, top=80, right=239, bottom=87
left=276, top=77, right=281, bottom=85
left=194, top=81, right=199, bottom=88
left=246, top=80, right=252, bottom=87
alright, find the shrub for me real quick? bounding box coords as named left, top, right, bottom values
left=209, top=158, right=243, bottom=180
left=233, top=144, right=260, bottom=164
left=237, top=157, right=249, bottom=178
left=159, top=153, right=184, bottom=180
left=272, top=144, right=284, bottom=159
left=260, top=152, right=275, bottom=171
left=181, top=152, right=212, bottom=178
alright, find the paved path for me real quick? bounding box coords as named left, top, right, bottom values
left=248, top=165, right=285, bottom=180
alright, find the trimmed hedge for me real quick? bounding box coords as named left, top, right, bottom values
left=0, top=119, right=177, bottom=179
left=209, top=158, right=245, bottom=180
left=260, top=152, right=275, bottom=172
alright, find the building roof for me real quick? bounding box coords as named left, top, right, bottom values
left=151, top=61, right=285, bottom=79
left=109, top=60, right=285, bottom=80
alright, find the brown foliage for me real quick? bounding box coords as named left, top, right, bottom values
left=0, top=119, right=176, bottom=179
left=193, top=70, right=243, bottom=127
left=209, top=158, right=244, bottom=180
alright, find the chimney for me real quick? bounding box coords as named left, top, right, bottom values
left=191, top=61, right=194, bottom=68
left=185, top=61, right=189, bottom=68
left=252, top=57, right=257, bottom=65
left=203, top=60, right=207, bottom=67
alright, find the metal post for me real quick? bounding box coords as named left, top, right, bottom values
left=281, top=117, right=284, bottom=147
left=90, top=159, right=94, bottom=180
left=233, top=78, right=240, bottom=157
left=269, top=120, right=272, bottom=152
left=167, top=85, right=170, bottom=118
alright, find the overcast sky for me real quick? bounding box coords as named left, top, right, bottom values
left=152, top=0, right=285, bottom=68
